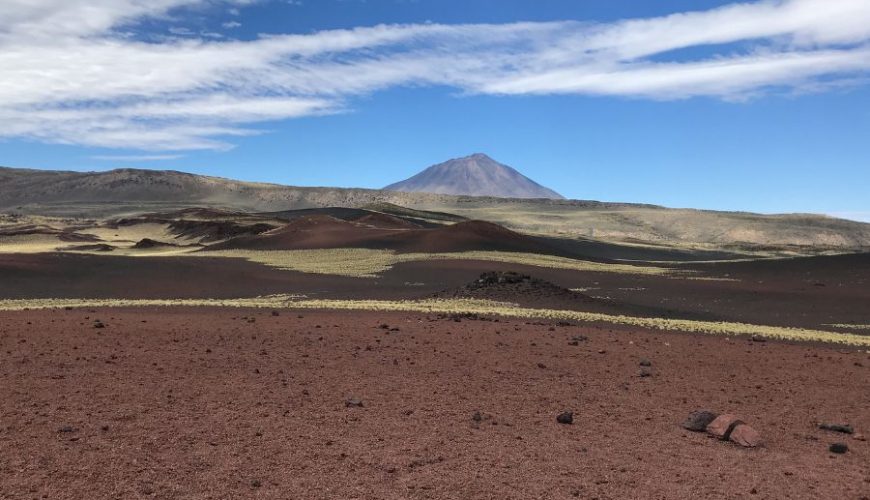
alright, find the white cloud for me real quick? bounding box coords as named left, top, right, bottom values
left=0, top=0, right=868, bottom=151
left=91, top=154, right=185, bottom=161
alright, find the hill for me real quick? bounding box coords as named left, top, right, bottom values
left=1, top=165, right=869, bottom=251
left=384, top=153, right=563, bottom=199
left=208, top=216, right=556, bottom=255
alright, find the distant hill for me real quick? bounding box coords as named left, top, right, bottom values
left=384, top=153, right=564, bottom=199
left=1, top=165, right=869, bottom=251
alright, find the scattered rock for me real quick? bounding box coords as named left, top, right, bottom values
left=706, top=414, right=743, bottom=440
left=819, top=423, right=854, bottom=434
left=537, top=363, right=547, bottom=369
left=271, top=310, right=280, bottom=316
left=345, top=398, right=364, bottom=408
left=729, top=424, right=763, bottom=448
left=638, top=368, right=652, bottom=378
left=472, top=411, right=483, bottom=423
left=58, top=426, right=76, bottom=433
left=639, top=359, right=652, bottom=367
left=829, top=443, right=849, bottom=454
left=682, top=410, right=719, bottom=432
left=93, top=320, right=105, bottom=329
left=750, top=335, right=767, bottom=343
left=250, top=479, right=262, bottom=488
left=556, top=411, right=574, bottom=425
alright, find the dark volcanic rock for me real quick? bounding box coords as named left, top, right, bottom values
left=682, top=410, right=719, bottom=432
left=556, top=411, right=574, bottom=425
left=829, top=443, right=848, bottom=454
left=434, top=271, right=596, bottom=309
left=819, top=423, right=854, bottom=434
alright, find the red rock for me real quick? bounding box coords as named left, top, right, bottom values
left=706, top=414, right=743, bottom=440
left=729, top=424, right=763, bottom=447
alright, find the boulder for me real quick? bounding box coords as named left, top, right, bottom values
left=729, top=424, right=763, bottom=448
left=706, top=414, right=743, bottom=440
left=682, top=410, right=719, bottom=432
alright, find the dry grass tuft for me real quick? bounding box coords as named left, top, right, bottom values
left=198, top=248, right=675, bottom=278
left=1, top=295, right=867, bottom=347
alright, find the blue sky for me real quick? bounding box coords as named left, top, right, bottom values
left=1, top=0, right=869, bottom=220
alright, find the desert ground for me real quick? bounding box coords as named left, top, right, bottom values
left=1, top=205, right=869, bottom=499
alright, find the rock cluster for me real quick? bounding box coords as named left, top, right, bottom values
left=682, top=410, right=763, bottom=448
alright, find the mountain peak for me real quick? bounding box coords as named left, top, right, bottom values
left=384, top=154, right=564, bottom=199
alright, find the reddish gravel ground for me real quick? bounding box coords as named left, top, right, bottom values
left=1, top=308, right=869, bottom=499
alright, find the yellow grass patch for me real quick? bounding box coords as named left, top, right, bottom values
left=1, top=295, right=866, bottom=347
left=0, top=234, right=71, bottom=253
left=198, top=248, right=675, bottom=278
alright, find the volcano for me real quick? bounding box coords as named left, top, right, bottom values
left=384, top=153, right=564, bottom=199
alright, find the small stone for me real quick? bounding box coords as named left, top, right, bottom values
left=58, top=426, right=76, bottom=433
left=93, top=321, right=105, bottom=329
left=556, top=411, right=574, bottom=425
left=638, top=368, right=652, bottom=378
left=537, top=363, right=547, bottom=369
left=682, top=410, right=718, bottom=432
left=829, top=443, right=848, bottom=454
left=639, top=359, right=652, bottom=367
left=345, top=398, right=364, bottom=408
left=251, top=479, right=262, bottom=488
left=706, top=414, right=743, bottom=440
left=271, top=310, right=280, bottom=316
left=472, top=411, right=483, bottom=422
left=750, top=335, right=766, bottom=343
left=819, top=423, right=854, bottom=434
left=729, top=424, right=763, bottom=448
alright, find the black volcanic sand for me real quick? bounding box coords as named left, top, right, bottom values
left=0, top=252, right=868, bottom=330
left=0, top=308, right=868, bottom=499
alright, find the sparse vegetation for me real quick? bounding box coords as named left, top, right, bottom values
left=1, top=295, right=867, bottom=346
left=825, top=324, right=870, bottom=330
left=198, top=248, right=676, bottom=278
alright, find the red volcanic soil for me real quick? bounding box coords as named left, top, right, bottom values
left=0, top=308, right=868, bottom=499
left=353, top=212, right=423, bottom=229
left=207, top=215, right=556, bottom=255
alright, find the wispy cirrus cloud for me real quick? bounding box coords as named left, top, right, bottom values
left=0, top=0, right=869, bottom=151
left=90, top=154, right=185, bottom=161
